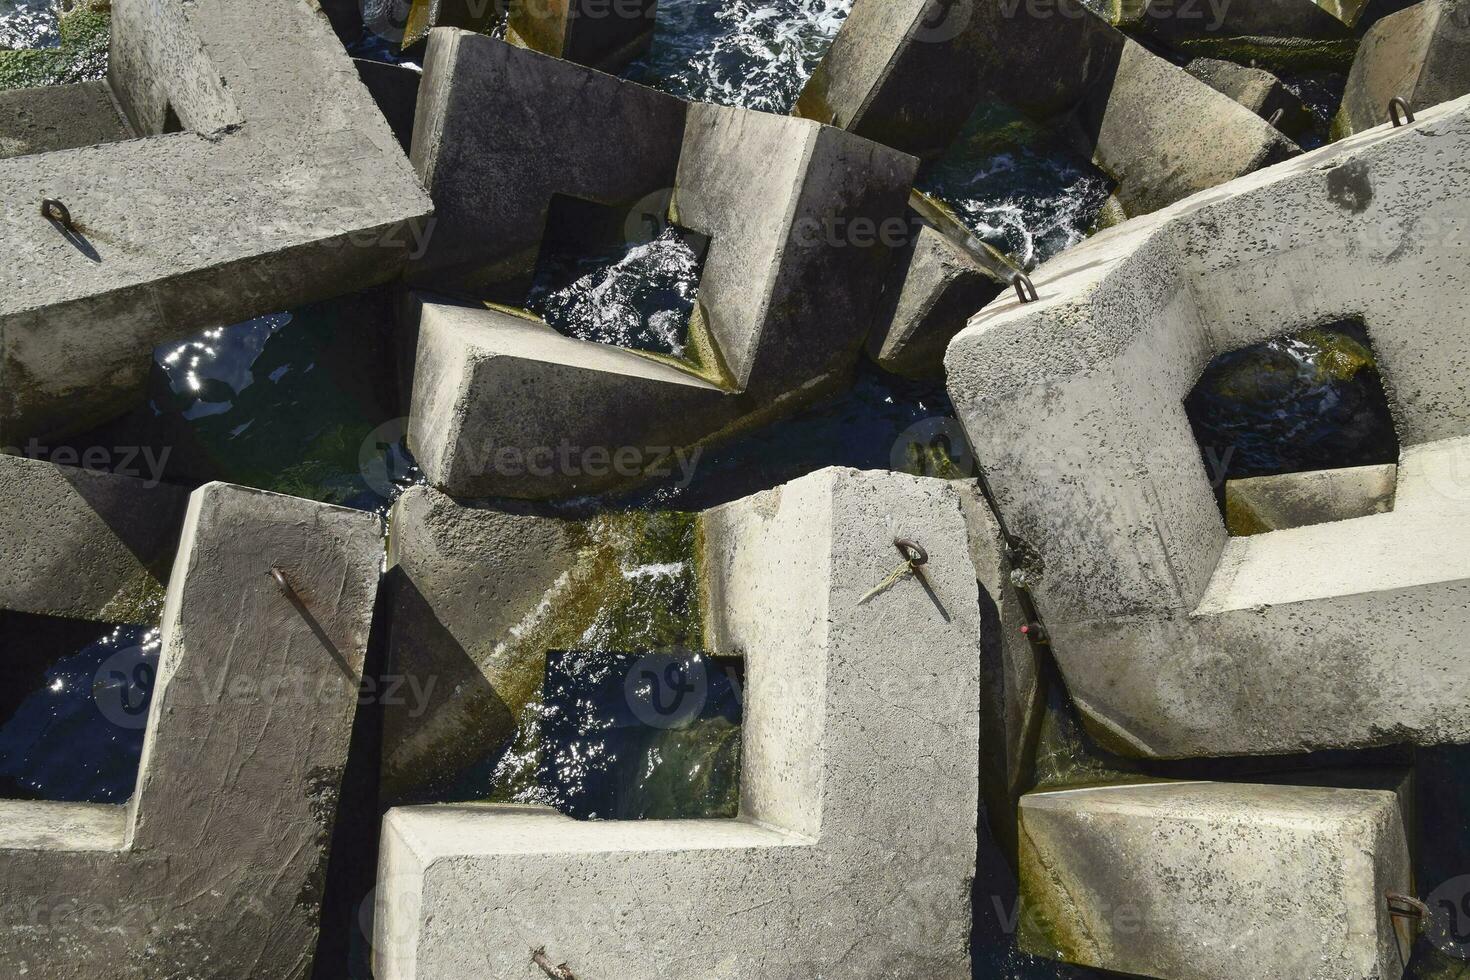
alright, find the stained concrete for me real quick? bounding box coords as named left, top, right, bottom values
left=407, top=29, right=687, bottom=299
left=946, top=94, right=1470, bottom=759
left=373, top=467, right=982, bottom=979
left=1336, top=0, right=1470, bottom=136
left=1116, top=0, right=1361, bottom=72
left=1225, top=463, right=1398, bottom=535
left=0, top=80, right=133, bottom=159
left=0, top=0, right=433, bottom=444
left=507, top=0, right=658, bottom=71
left=403, top=0, right=506, bottom=48
left=1185, top=57, right=1315, bottom=137
left=0, top=454, right=188, bottom=624
left=1019, top=780, right=1414, bottom=979
left=0, top=482, right=383, bottom=978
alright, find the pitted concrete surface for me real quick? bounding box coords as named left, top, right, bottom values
left=947, top=95, right=1470, bottom=758
left=1336, top=0, right=1470, bottom=137
left=373, top=467, right=982, bottom=979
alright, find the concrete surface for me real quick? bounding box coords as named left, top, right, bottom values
left=0, top=482, right=383, bottom=978
left=0, top=0, right=433, bottom=444
left=1117, top=0, right=1360, bottom=72
left=1225, top=463, right=1398, bottom=535
left=508, top=0, right=658, bottom=71
left=0, top=80, right=133, bottom=160
left=380, top=484, right=580, bottom=802
left=403, top=0, right=506, bottom=48
left=405, top=296, right=736, bottom=499
left=1336, top=0, right=1470, bottom=136
left=373, top=467, right=983, bottom=979
left=0, top=453, right=188, bottom=624
left=407, top=29, right=686, bottom=299
left=1019, top=780, right=1414, bottom=979
left=674, top=103, right=917, bottom=398
left=354, top=58, right=421, bottom=154
left=1185, top=57, right=1315, bottom=137
left=946, top=94, right=1470, bottom=758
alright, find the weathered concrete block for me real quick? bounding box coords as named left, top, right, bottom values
left=0, top=80, right=132, bottom=160
left=867, top=199, right=1012, bottom=380
left=946, top=94, right=1470, bottom=758
left=1117, top=0, right=1360, bottom=72
left=403, top=0, right=506, bottom=48
left=674, top=103, right=918, bottom=399
left=1226, top=463, right=1398, bottom=535
left=405, top=297, right=735, bottom=498
left=0, top=454, right=188, bottom=624
left=408, top=29, right=687, bottom=299
left=1335, top=0, right=1470, bottom=137
left=0, top=0, right=432, bottom=444
left=508, top=0, right=658, bottom=71
left=373, top=467, right=982, bottom=979
left=1019, top=780, right=1413, bottom=979
left=0, top=482, right=383, bottom=978
left=354, top=58, right=422, bottom=154
left=1185, top=57, right=1315, bottom=136
left=380, top=484, right=580, bottom=801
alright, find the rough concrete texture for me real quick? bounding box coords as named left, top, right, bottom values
left=508, top=0, right=658, bottom=71
left=1019, top=780, right=1414, bottom=979
left=405, top=296, right=736, bottom=499
left=403, top=0, right=506, bottom=48
left=380, top=484, right=579, bottom=801
left=0, top=80, right=133, bottom=160
left=1336, top=0, right=1470, bottom=137
left=354, top=58, right=422, bottom=154
left=0, top=453, right=188, bottom=624
left=0, top=482, right=383, bottom=979
left=0, top=0, right=433, bottom=445
left=407, top=30, right=686, bottom=299
left=868, top=199, right=1013, bottom=380
left=946, top=94, right=1470, bottom=759
left=1116, top=0, right=1360, bottom=72
left=1185, top=57, right=1315, bottom=137
left=1226, top=463, right=1398, bottom=535
left=674, top=103, right=918, bottom=398
left=797, top=0, right=1296, bottom=215
left=373, top=467, right=982, bottom=979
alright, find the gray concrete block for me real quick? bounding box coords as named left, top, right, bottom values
left=405, top=296, right=736, bottom=499
left=1185, top=57, right=1315, bottom=137
left=1226, top=463, right=1398, bottom=535
left=373, top=467, right=982, bottom=979
left=1019, top=780, right=1414, bottom=979
left=403, top=0, right=506, bottom=48
left=0, top=453, right=188, bottom=625
left=674, top=103, right=918, bottom=399
left=1118, top=0, right=1360, bottom=72
left=1336, top=0, right=1470, bottom=137
left=0, top=80, right=133, bottom=160
left=407, top=29, right=687, bottom=299
left=0, top=482, right=383, bottom=978
left=380, top=484, right=580, bottom=801
left=0, top=0, right=433, bottom=444
left=508, top=0, right=658, bottom=71
left=946, top=94, right=1470, bottom=758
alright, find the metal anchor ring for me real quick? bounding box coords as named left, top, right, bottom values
left=1011, top=272, right=1039, bottom=304
left=1386, top=890, right=1431, bottom=925
left=894, top=538, right=928, bottom=566
left=1388, top=97, right=1415, bottom=128
left=40, top=197, right=74, bottom=229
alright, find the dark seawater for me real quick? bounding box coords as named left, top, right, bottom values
left=0, top=0, right=59, bottom=49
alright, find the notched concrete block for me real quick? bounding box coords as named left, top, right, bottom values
left=1225, top=463, right=1398, bottom=535
left=1336, top=0, right=1470, bottom=137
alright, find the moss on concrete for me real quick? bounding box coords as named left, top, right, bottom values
left=0, top=1, right=110, bottom=92
left=1171, top=35, right=1359, bottom=75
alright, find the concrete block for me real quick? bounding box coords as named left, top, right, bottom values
left=405, top=297, right=736, bottom=499
left=1335, top=0, right=1470, bottom=137
left=867, top=198, right=1013, bottom=380
left=407, top=30, right=687, bottom=299
left=1226, top=463, right=1398, bottom=535
left=0, top=454, right=188, bottom=625
left=1019, top=780, right=1413, bottom=979
left=1118, top=0, right=1360, bottom=72
left=946, top=95, right=1470, bottom=758
left=354, top=58, right=422, bottom=154
left=1185, top=57, right=1315, bottom=137
left=0, top=80, right=132, bottom=160
left=372, top=467, right=982, bottom=979
left=403, top=0, right=506, bottom=49
left=508, top=0, right=658, bottom=72
left=380, top=484, right=580, bottom=802
left=673, top=103, right=918, bottom=399
left=0, top=482, right=383, bottom=978
left=0, top=0, right=433, bottom=444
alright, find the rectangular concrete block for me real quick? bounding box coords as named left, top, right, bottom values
left=508, top=0, right=658, bottom=71
left=1019, top=780, right=1414, bottom=979
left=1336, top=0, right=1470, bottom=137
left=0, top=453, right=188, bottom=624
left=0, top=80, right=133, bottom=160
left=1225, top=463, right=1398, bottom=535
left=373, top=467, right=983, bottom=979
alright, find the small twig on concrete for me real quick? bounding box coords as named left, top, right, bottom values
left=532, top=947, right=579, bottom=980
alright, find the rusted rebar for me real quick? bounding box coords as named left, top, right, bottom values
left=532, top=947, right=579, bottom=980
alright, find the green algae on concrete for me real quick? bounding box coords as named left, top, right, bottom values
left=0, top=0, right=110, bottom=92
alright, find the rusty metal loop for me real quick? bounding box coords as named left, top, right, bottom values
left=40, top=197, right=74, bottom=230
left=1267, top=108, right=1284, bottom=128
left=1011, top=272, right=1039, bottom=304
left=894, top=538, right=928, bottom=566
left=1389, top=97, right=1415, bottom=128
left=1386, top=890, right=1431, bottom=927
left=269, top=566, right=295, bottom=597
